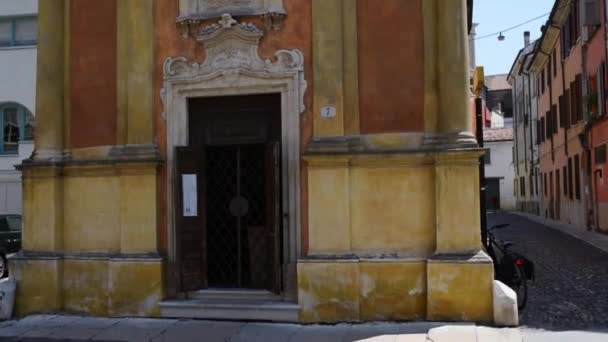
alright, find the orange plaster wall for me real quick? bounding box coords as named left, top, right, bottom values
left=69, top=0, right=117, bottom=148
left=154, top=0, right=313, bottom=254
left=357, top=0, right=425, bottom=134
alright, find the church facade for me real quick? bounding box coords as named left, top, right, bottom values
left=11, top=0, right=494, bottom=323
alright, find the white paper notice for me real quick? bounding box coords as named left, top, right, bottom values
left=182, top=174, right=197, bottom=217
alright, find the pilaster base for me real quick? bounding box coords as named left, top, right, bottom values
left=426, top=252, right=494, bottom=322
left=297, top=257, right=427, bottom=323
left=9, top=253, right=165, bottom=317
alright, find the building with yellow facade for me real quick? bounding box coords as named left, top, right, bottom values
left=10, top=0, right=495, bottom=323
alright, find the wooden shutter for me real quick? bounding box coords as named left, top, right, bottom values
left=599, top=63, right=605, bottom=116
left=576, top=74, right=584, bottom=122
left=565, top=89, right=571, bottom=127
left=175, top=146, right=207, bottom=292
left=265, top=142, right=282, bottom=293
left=570, top=81, right=578, bottom=124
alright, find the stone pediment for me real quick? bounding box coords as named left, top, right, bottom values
left=162, top=14, right=306, bottom=115
left=177, top=0, right=286, bottom=32
left=165, top=14, right=304, bottom=79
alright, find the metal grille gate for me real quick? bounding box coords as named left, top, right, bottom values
left=206, top=144, right=274, bottom=289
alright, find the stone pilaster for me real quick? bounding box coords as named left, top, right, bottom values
left=425, top=0, right=476, bottom=147
left=311, top=0, right=359, bottom=137
left=117, top=0, right=155, bottom=145
left=33, top=0, right=66, bottom=160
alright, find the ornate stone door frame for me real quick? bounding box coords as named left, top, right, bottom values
left=162, top=14, right=306, bottom=298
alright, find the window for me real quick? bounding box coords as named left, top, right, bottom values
left=551, top=105, right=558, bottom=134
left=545, top=111, right=552, bottom=138
left=561, top=1, right=581, bottom=60
left=0, top=104, right=34, bottom=154
left=535, top=170, right=539, bottom=195
left=574, top=154, right=581, bottom=200
left=596, top=144, right=607, bottom=165
left=541, top=70, right=546, bottom=94
left=0, top=16, right=37, bottom=47
left=520, top=177, right=526, bottom=197
left=576, top=74, right=584, bottom=122
left=544, top=173, right=548, bottom=196
left=568, top=158, right=574, bottom=199
left=556, top=169, right=560, bottom=196
left=540, top=117, right=546, bottom=142
left=484, top=148, right=491, bottom=164
left=563, top=166, right=568, bottom=196
left=553, top=49, right=557, bottom=77
left=529, top=173, right=534, bottom=196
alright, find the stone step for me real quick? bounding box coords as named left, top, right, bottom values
left=159, top=299, right=300, bottom=322
left=188, top=288, right=283, bottom=302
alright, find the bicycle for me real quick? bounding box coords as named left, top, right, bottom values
left=486, top=223, right=535, bottom=311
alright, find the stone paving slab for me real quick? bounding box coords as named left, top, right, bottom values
left=0, top=315, right=528, bottom=342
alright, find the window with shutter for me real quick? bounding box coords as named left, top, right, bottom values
left=576, top=74, right=584, bottom=122
left=565, top=89, right=571, bottom=127
left=568, top=158, right=574, bottom=199
left=599, top=63, right=605, bottom=117
left=574, top=154, right=581, bottom=200
left=552, top=105, right=558, bottom=134
left=541, top=117, right=546, bottom=142
left=596, top=144, right=607, bottom=164
left=563, top=166, right=568, bottom=196
left=559, top=95, right=566, bottom=127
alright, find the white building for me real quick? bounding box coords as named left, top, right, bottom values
left=508, top=32, right=541, bottom=215
left=0, top=0, right=37, bottom=214
left=484, top=128, right=516, bottom=211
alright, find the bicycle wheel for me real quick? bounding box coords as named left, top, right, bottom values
left=512, top=266, right=528, bottom=311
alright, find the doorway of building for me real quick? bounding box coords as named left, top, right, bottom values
left=175, top=94, right=282, bottom=294
left=485, top=178, right=501, bottom=210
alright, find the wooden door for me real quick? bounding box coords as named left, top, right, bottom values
left=175, top=146, right=207, bottom=292
left=265, top=142, right=282, bottom=293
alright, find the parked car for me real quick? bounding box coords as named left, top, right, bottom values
left=0, top=214, right=22, bottom=277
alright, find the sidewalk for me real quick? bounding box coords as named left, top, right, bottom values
left=511, top=211, right=608, bottom=253
left=0, top=315, right=521, bottom=342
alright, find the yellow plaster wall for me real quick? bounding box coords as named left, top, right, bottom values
left=350, top=166, right=435, bottom=255
left=435, top=154, right=483, bottom=254
left=11, top=258, right=164, bottom=317
left=307, top=162, right=351, bottom=253
left=10, top=258, right=62, bottom=316
left=359, top=261, right=426, bottom=321
left=426, top=259, right=494, bottom=322
left=108, top=260, right=163, bottom=316
left=63, top=175, right=121, bottom=252
left=298, top=261, right=360, bottom=323
left=120, top=172, right=158, bottom=253
left=63, top=259, right=109, bottom=315
left=15, top=161, right=162, bottom=317
left=22, top=168, right=63, bottom=252
left=298, top=260, right=427, bottom=322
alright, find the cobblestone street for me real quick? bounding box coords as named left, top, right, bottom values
left=488, top=212, right=608, bottom=331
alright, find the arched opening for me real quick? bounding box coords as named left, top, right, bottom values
left=0, top=103, right=34, bottom=154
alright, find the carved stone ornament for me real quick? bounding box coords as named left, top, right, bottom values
left=162, top=14, right=307, bottom=117
left=177, top=0, right=286, bottom=34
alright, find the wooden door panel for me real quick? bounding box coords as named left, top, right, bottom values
left=265, top=142, right=282, bottom=293
left=175, top=146, right=207, bottom=292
